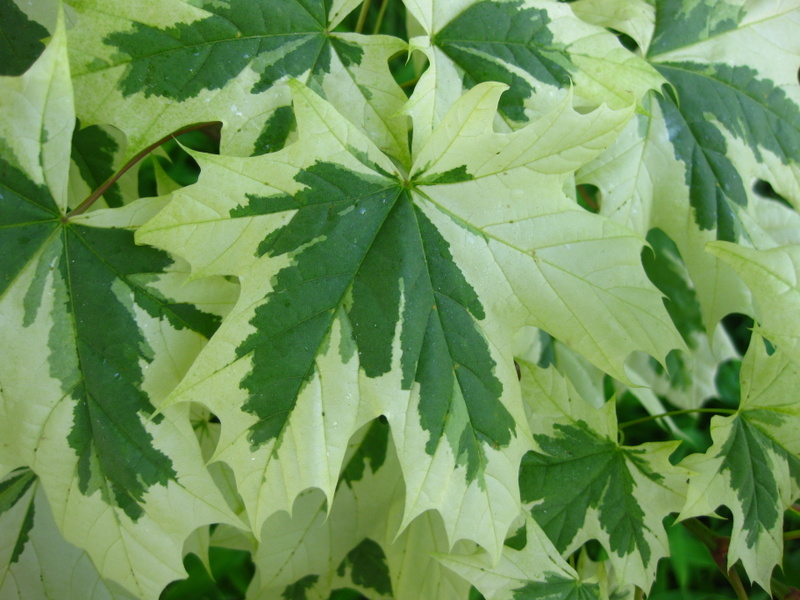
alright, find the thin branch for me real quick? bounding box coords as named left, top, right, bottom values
left=577, top=184, right=598, bottom=211
left=65, top=121, right=221, bottom=221
left=681, top=519, right=748, bottom=600
left=372, top=0, right=389, bottom=34
left=355, top=0, right=371, bottom=33
left=784, top=529, right=800, bottom=540
left=619, top=408, right=737, bottom=429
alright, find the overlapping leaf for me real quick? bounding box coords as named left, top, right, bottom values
left=247, top=419, right=473, bottom=600
left=403, top=0, right=664, bottom=153
left=679, top=335, right=800, bottom=590
left=437, top=515, right=602, bottom=600
left=0, top=18, right=240, bottom=599
left=0, top=469, right=138, bottom=600
left=517, top=362, right=689, bottom=589
left=570, top=0, right=656, bottom=54
left=708, top=242, right=800, bottom=367
left=627, top=228, right=739, bottom=411
left=0, top=1, right=51, bottom=76
left=65, top=0, right=409, bottom=161
left=577, top=0, right=800, bottom=328
left=136, top=77, right=681, bottom=560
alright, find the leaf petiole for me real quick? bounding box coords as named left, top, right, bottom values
left=618, top=408, right=737, bottom=429
left=355, top=0, right=371, bottom=33
left=65, top=121, right=221, bottom=221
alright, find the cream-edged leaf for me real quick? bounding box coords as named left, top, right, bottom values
left=0, top=469, right=139, bottom=600
left=0, top=28, right=240, bottom=599
left=404, top=0, right=664, bottom=152
left=411, top=83, right=684, bottom=384
left=436, top=515, right=602, bottom=600
left=679, top=336, right=800, bottom=590
left=0, top=8, right=72, bottom=210
left=570, top=0, right=656, bottom=55
left=577, top=0, right=800, bottom=330
left=708, top=242, right=800, bottom=367
left=246, top=419, right=471, bottom=600
left=518, top=362, right=689, bottom=590
left=66, top=0, right=410, bottom=162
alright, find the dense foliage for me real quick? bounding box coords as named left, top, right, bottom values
left=1, top=0, right=800, bottom=599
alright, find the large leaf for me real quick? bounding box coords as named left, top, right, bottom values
left=65, top=0, right=409, bottom=162
left=0, top=469, right=138, bottom=600
left=517, top=362, right=689, bottom=589
left=577, top=0, right=800, bottom=329
left=0, top=17, right=240, bottom=598
left=679, top=335, right=800, bottom=590
left=136, top=79, right=681, bottom=560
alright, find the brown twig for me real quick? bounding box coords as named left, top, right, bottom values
left=64, top=121, right=221, bottom=221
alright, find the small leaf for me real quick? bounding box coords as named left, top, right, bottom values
left=679, top=334, right=800, bottom=590
left=517, top=362, right=688, bottom=589
left=436, top=515, right=602, bottom=600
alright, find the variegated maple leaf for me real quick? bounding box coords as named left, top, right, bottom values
left=65, top=0, right=409, bottom=160
left=136, top=77, right=682, bottom=562
left=679, top=334, right=800, bottom=590
left=517, top=361, right=689, bottom=590
left=0, top=15, right=240, bottom=599
left=576, top=0, right=800, bottom=330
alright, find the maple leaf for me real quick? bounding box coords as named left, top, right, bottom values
left=679, top=334, right=800, bottom=590
left=0, top=16, right=240, bottom=598
left=577, top=0, right=800, bottom=329
left=517, top=361, right=689, bottom=589
left=436, top=514, right=602, bottom=600
left=708, top=241, right=800, bottom=368
left=65, top=0, right=409, bottom=161
left=246, top=419, right=472, bottom=600
left=403, top=0, right=664, bottom=154
left=136, top=75, right=682, bottom=563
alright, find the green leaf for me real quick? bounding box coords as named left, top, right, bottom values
left=679, top=334, right=800, bottom=590
left=0, top=1, right=50, bottom=76
left=577, top=1, right=800, bottom=329
left=0, top=18, right=240, bottom=598
left=247, top=419, right=471, bottom=600
left=517, top=362, right=688, bottom=589
left=66, top=0, right=409, bottom=162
